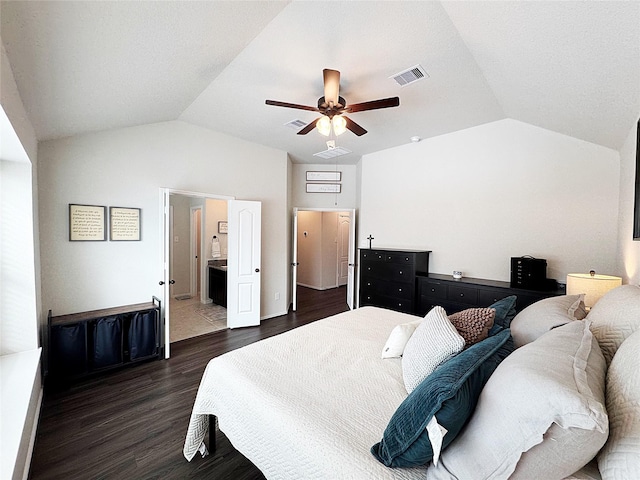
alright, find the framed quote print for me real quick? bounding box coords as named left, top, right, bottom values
left=69, top=204, right=107, bottom=241
left=110, top=207, right=141, bottom=241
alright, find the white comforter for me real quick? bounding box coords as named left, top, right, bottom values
left=183, top=306, right=427, bottom=479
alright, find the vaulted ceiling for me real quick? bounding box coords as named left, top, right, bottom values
left=2, top=1, right=639, bottom=164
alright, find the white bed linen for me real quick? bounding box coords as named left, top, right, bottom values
left=183, top=305, right=599, bottom=479
left=183, top=306, right=426, bottom=479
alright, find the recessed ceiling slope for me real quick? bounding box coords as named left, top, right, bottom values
left=0, top=1, right=289, bottom=141
left=442, top=1, right=640, bottom=150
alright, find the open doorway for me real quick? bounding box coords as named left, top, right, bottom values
left=168, top=194, right=229, bottom=343
left=292, top=208, right=355, bottom=311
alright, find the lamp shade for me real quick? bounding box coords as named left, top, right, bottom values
left=566, top=272, right=622, bottom=308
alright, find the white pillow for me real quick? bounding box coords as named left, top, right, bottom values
left=510, top=294, right=586, bottom=348
left=598, top=328, right=640, bottom=479
left=587, top=284, right=640, bottom=365
left=381, top=320, right=422, bottom=358
left=428, top=319, right=608, bottom=480
left=401, top=306, right=465, bottom=393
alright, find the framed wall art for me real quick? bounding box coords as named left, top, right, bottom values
left=110, top=206, right=141, bottom=241
left=69, top=204, right=107, bottom=241
left=306, top=183, right=341, bottom=193
left=218, top=221, right=228, bottom=234
left=306, top=171, right=341, bottom=182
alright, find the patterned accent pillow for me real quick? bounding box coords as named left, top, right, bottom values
left=449, top=308, right=496, bottom=348
left=402, top=306, right=465, bottom=393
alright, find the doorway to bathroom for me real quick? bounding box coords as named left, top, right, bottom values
left=168, top=194, right=229, bottom=343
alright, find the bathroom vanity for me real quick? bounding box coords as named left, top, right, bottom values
left=208, top=260, right=227, bottom=307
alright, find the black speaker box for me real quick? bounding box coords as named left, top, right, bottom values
left=510, top=256, right=547, bottom=290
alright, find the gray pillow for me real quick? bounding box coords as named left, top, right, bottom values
left=588, top=284, right=640, bottom=365
left=510, top=294, right=586, bottom=348
left=597, top=328, right=640, bottom=479
left=402, top=306, right=465, bottom=393
left=427, top=319, right=608, bottom=480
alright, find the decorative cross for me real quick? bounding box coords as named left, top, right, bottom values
left=367, top=235, right=374, bottom=249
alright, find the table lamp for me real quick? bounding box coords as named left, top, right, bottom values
left=566, top=270, right=622, bottom=310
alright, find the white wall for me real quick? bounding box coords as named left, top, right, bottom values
left=297, top=211, right=323, bottom=288
left=617, top=119, right=640, bottom=283
left=359, top=119, right=620, bottom=283
left=204, top=198, right=228, bottom=260
left=37, top=120, right=289, bottom=319
left=291, top=163, right=358, bottom=209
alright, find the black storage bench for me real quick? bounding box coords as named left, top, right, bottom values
left=47, top=297, right=161, bottom=385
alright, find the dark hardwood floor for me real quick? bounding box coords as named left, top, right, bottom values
left=29, top=286, right=349, bottom=480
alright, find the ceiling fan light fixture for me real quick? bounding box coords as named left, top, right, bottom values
left=317, top=116, right=331, bottom=136
left=332, top=115, right=347, bottom=136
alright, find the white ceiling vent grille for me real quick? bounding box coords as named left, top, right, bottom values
left=313, top=146, right=352, bottom=159
left=390, top=64, right=429, bottom=86
left=284, top=119, right=308, bottom=130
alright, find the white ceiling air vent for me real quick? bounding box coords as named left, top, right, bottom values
left=284, top=119, right=308, bottom=130
left=313, top=146, right=352, bottom=159
left=390, top=64, right=429, bottom=87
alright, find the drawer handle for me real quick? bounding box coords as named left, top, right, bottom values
left=399, top=271, right=403, bottom=275
left=459, top=293, right=465, bottom=297
left=367, top=282, right=371, bottom=286
left=405, top=257, right=409, bottom=261
left=398, top=288, right=402, bottom=292
left=430, top=288, right=435, bottom=292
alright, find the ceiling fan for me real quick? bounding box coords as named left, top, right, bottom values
left=265, top=69, right=399, bottom=137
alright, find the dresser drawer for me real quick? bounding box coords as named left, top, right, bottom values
left=447, top=285, right=478, bottom=305
left=361, top=250, right=386, bottom=263
left=478, top=289, right=509, bottom=306
left=361, top=279, right=413, bottom=300
left=419, top=280, right=447, bottom=300
left=384, top=252, right=415, bottom=265
left=361, top=262, right=414, bottom=283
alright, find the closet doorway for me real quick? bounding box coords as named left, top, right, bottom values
left=291, top=208, right=356, bottom=311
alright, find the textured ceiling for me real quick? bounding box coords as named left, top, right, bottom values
left=1, top=1, right=639, bottom=165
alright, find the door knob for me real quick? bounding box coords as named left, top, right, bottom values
left=169, top=279, right=176, bottom=285
left=255, top=268, right=260, bottom=273
left=159, top=281, right=164, bottom=285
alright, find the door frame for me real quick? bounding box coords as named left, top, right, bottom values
left=291, top=207, right=356, bottom=311
left=160, top=188, right=234, bottom=359
left=190, top=206, right=202, bottom=299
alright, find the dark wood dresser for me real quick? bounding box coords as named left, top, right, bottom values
left=417, top=273, right=566, bottom=316
left=359, top=248, right=431, bottom=314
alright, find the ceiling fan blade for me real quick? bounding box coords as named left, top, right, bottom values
left=345, top=97, right=400, bottom=113
left=343, top=116, right=367, bottom=136
left=297, top=118, right=322, bottom=135
left=323, top=69, right=340, bottom=106
left=266, top=100, right=319, bottom=112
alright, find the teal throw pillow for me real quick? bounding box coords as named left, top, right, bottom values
left=488, top=295, right=517, bottom=335
left=371, top=329, right=514, bottom=467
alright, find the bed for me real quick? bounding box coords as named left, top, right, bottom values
left=183, top=306, right=426, bottom=479
left=184, top=286, right=640, bottom=480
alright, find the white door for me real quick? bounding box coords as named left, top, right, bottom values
left=161, top=189, right=172, bottom=358
left=227, top=200, right=262, bottom=328
left=337, top=213, right=350, bottom=286
left=345, top=210, right=356, bottom=310
left=292, top=208, right=299, bottom=311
